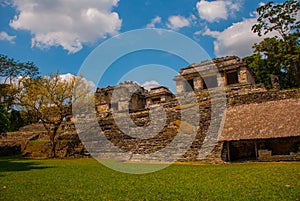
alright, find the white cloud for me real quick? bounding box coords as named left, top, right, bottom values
left=146, top=16, right=162, bottom=28
left=202, top=18, right=278, bottom=58
left=56, top=73, right=95, bottom=89
left=141, top=80, right=160, bottom=91
left=167, top=15, right=190, bottom=30
left=59, top=73, right=76, bottom=83
left=0, top=31, right=16, bottom=43
left=196, top=0, right=241, bottom=22
left=9, top=0, right=122, bottom=53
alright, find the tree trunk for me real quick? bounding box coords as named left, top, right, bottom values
left=49, top=125, right=60, bottom=158
left=49, top=132, right=56, bottom=158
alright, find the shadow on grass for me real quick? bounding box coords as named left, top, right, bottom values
left=0, top=157, right=53, bottom=176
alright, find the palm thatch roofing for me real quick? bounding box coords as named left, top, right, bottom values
left=219, top=98, right=300, bottom=141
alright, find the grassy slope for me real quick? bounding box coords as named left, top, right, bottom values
left=0, top=158, right=299, bottom=201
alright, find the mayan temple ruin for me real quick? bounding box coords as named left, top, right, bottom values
left=1, top=56, right=299, bottom=161
left=91, top=56, right=300, bottom=162
left=96, top=56, right=257, bottom=111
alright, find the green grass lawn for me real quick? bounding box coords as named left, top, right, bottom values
left=0, top=157, right=299, bottom=201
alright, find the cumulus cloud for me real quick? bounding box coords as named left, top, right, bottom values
left=141, top=80, right=160, bottom=91
left=196, top=0, right=241, bottom=22
left=166, top=15, right=190, bottom=30
left=202, top=18, right=278, bottom=58
left=0, top=31, right=16, bottom=43
left=9, top=0, right=122, bottom=53
left=58, top=73, right=77, bottom=82
left=57, top=73, right=95, bottom=89
left=146, top=16, right=162, bottom=28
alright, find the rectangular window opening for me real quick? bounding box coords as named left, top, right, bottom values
left=226, top=71, right=239, bottom=85
left=185, top=79, right=195, bottom=92
left=203, top=75, right=218, bottom=89
left=152, top=97, right=161, bottom=104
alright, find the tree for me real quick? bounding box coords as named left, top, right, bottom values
left=0, top=103, right=10, bottom=136
left=246, top=0, right=300, bottom=89
left=0, top=53, right=39, bottom=107
left=245, top=34, right=300, bottom=88
left=14, top=73, right=92, bottom=157
left=252, top=0, right=299, bottom=40
left=0, top=54, right=39, bottom=84
left=9, top=109, right=25, bottom=131
left=0, top=54, right=40, bottom=131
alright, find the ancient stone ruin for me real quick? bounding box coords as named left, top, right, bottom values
left=174, top=56, right=255, bottom=93
left=91, top=56, right=300, bottom=162
left=96, top=56, right=257, bottom=111
left=1, top=56, right=299, bottom=161
left=95, top=82, right=175, bottom=113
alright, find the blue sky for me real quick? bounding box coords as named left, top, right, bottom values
left=0, top=0, right=286, bottom=91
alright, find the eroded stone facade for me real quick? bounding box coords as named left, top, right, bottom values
left=146, top=86, right=174, bottom=107
left=95, top=56, right=257, bottom=113
left=173, top=56, right=256, bottom=94
left=95, top=81, right=147, bottom=113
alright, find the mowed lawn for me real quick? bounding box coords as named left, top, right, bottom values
left=0, top=157, right=299, bottom=201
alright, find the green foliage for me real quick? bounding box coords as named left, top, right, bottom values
left=0, top=83, right=13, bottom=108
left=0, top=84, right=38, bottom=132
left=252, top=0, right=299, bottom=39
left=8, top=110, right=24, bottom=131
left=247, top=0, right=300, bottom=89
left=0, top=54, right=40, bottom=131
left=0, top=103, right=10, bottom=136
left=0, top=158, right=299, bottom=200
left=19, top=110, right=39, bottom=125
left=245, top=33, right=300, bottom=89
left=0, top=54, right=39, bottom=84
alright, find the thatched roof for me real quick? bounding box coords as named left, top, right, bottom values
left=219, top=98, right=300, bottom=141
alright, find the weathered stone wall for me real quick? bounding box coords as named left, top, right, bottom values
left=0, top=123, right=89, bottom=158
left=2, top=88, right=299, bottom=161
left=238, top=67, right=250, bottom=84
left=95, top=88, right=300, bottom=162
left=258, top=148, right=300, bottom=161
left=226, top=87, right=300, bottom=106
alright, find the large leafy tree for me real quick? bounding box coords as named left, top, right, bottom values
left=245, top=0, right=300, bottom=89
left=14, top=73, right=92, bottom=157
